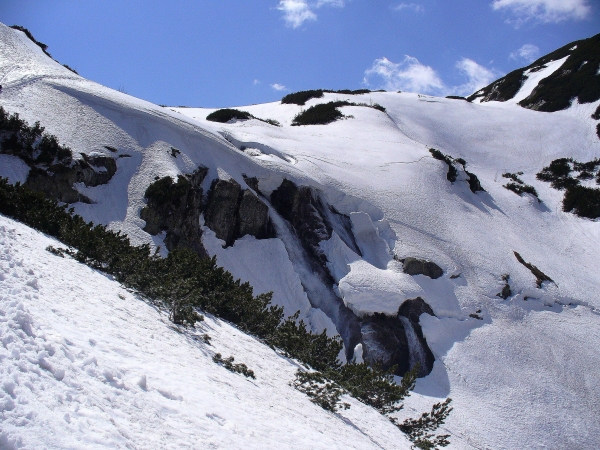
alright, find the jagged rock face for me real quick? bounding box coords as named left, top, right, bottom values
left=361, top=298, right=435, bottom=377
left=237, top=190, right=272, bottom=240
left=403, top=257, right=444, bottom=279
left=271, top=179, right=333, bottom=264
left=204, top=179, right=243, bottom=246
left=24, top=154, right=118, bottom=204
left=204, top=179, right=275, bottom=247
left=141, top=168, right=208, bottom=256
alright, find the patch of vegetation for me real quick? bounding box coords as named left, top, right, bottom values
left=502, top=173, right=539, bottom=200
left=281, top=89, right=374, bottom=105
left=291, top=101, right=348, bottom=126
left=213, top=353, right=256, bottom=379
left=394, top=398, right=453, bottom=450
left=562, top=185, right=600, bottom=219
left=144, top=175, right=191, bottom=208
left=536, top=158, right=577, bottom=190
left=291, top=101, right=385, bottom=126
left=205, top=108, right=281, bottom=126
left=536, top=157, right=600, bottom=218
left=0, top=106, right=73, bottom=166
left=281, top=90, right=325, bottom=105
left=206, top=109, right=253, bottom=123
left=10, top=25, right=51, bottom=57
left=293, top=371, right=349, bottom=412
left=429, top=149, right=457, bottom=182
left=62, top=64, right=78, bottom=74
left=429, top=149, right=484, bottom=193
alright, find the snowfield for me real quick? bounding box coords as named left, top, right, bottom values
left=1, top=22, right=600, bottom=449
left=0, top=215, right=411, bottom=449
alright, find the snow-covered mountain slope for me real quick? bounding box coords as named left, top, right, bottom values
left=0, top=214, right=412, bottom=449
left=468, top=32, right=600, bottom=112
left=1, top=22, right=600, bottom=449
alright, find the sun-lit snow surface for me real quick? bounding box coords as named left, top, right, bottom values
left=0, top=215, right=411, bottom=449
left=1, top=22, right=600, bottom=448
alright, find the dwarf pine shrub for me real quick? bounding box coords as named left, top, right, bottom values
left=213, top=353, right=256, bottom=379
left=206, top=109, right=253, bottom=123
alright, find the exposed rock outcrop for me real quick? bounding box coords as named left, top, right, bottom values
left=141, top=168, right=208, bottom=256
left=205, top=178, right=275, bottom=247
left=360, top=298, right=435, bottom=377
left=141, top=173, right=274, bottom=253
left=403, top=257, right=444, bottom=279
left=24, top=154, right=118, bottom=204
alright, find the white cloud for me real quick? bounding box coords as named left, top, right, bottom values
left=363, top=56, right=445, bottom=95
left=363, top=56, right=499, bottom=97
left=277, top=0, right=345, bottom=28
left=253, top=79, right=261, bottom=85
left=509, top=44, right=540, bottom=62
left=452, top=58, right=499, bottom=96
left=271, top=83, right=287, bottom=91
left=393, top=3, right=425, bottom=13
left=492, top=0, right=591, bottom=24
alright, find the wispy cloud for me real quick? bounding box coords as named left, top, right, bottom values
left=363, top=56, right=445, bottom=95
left=452, top=58, right=499, bottom=96
left=271, top=83, right=287, bottom=91
left=277, top=0, right=345, bottom=28
left=492, top=0, right=591, bottom=24
left=509, top=44, right=540, bottom=63
left=393, top=3, right=425, bottom=13
left=363, top=56, right=499, bottom=97
left=253, top=79, right=261, bottom=85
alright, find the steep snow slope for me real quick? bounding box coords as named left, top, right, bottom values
left=0, top=214, right=411, bottom=449
left=1, top=22, right=600, bottom=449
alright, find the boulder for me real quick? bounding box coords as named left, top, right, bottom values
left=402, top=257, right=444, bottom=279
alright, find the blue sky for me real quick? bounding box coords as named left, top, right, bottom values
left=1, top=0, right=598, bottom=107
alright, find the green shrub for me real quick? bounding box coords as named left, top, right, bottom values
left=293, top=370, right=348, bottom=412
left=213, top=353, right=255, bottom=379
left=502, top=173, right=539, bottom=200
left=562, top=185, right=600, bottom=219
left=206, top=109, right=253, bottom=123
left=394, top=398, right=453, bottom=449
left=281, top=90, right=325, bottom=105
left=10, top=25, right=51, bottom=57
left=536, top=158, right=578, bottom=190
left=281, top=89, right=374, bottom=106
left=429, top=149, right=457, bottom=183
left=270, top=312, right=342, bottom=372
left=63, top=64, right=78, bottom=74
left=0, top=106, right=72, bottom=166
left=291, top=101, right=385, bottom=126
left=292, top=101, right=348, bottom=126
left=144, top=175, right=190, bottom=207
left=333, top=363, right=418, bottom=415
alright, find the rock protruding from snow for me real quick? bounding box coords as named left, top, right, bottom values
left=205, top=178, right=275, bottom=247
left=403, top=257, right=444, bottom=279
left=141, top=167, right=209, bottom=256
left=360, top=298, right=435, bottom=376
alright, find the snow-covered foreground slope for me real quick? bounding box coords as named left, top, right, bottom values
left=0, top=214, right=411, bottom=449
left=1, top=22, right=600, bottom=449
